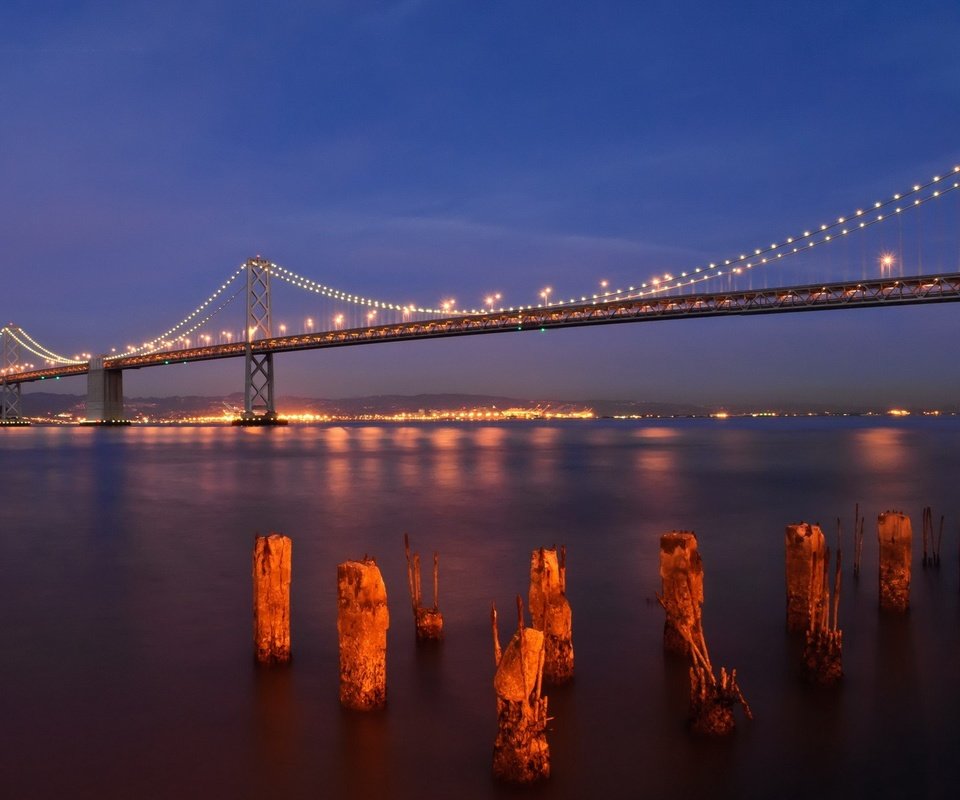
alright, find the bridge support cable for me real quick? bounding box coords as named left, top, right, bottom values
left=1, top=326, right=26, bottom=423
left=238, top=257, right=283, bottom=424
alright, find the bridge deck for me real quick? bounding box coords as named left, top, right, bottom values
left=7, top=272, right=960, bottom=385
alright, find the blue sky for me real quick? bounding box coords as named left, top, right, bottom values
left=3, top=1, right=960, bottom=407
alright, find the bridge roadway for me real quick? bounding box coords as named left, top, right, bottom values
left=8, top=271, right=960, bottom=385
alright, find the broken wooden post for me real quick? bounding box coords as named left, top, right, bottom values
left=491, top=597, right=550, bottom=784
left=529, top=545, right=574, bottom=683
left=403, top=534, right=443, bottom=641
left=802, top=547, right=843, bottom=685
left=658, top=531, right=703, bottom=655
left=253, top=533, right=292, bottom=664
left=785, top=523, right=826, bottom=632
left=337, top=558, right=390, bottom=710
left=688, top=661, right=753, bottom=735
left=878, top=511, right=911, bottom=612
left=656, top=533, right=752, bottom=734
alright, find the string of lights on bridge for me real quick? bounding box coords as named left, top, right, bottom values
left=1, top=324, right=82, bottom=370
left=7, top=162, right=960, bottom=367
left=103, top=266, right=247, bottom=360
left=273, top=162, right=960, bottom=313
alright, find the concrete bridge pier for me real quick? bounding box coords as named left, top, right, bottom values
left=85, top=356, right=127, bottom=424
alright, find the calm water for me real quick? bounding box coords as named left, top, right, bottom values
left=2, top=419, right=959, bottom=799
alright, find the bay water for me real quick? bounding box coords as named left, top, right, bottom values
left=2, top=419, right=958, bottom=798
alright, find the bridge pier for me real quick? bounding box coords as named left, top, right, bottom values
left=85, top=356, right=128, bottom=424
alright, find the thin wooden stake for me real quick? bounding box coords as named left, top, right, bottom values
left=491, top=603, right=501, bottom=666
left=936, top=514, right=944, bottom=567
left=403, top=533, right=417, bottom=613
left=832, top=548, right=842, bottom=631
left=516, top=594, right=527, bottom=702
left=413, top=553, right=422, bottom=608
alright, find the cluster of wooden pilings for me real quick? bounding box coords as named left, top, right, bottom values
left=248, top=503, right=948, bottom=786
left=250, top=533, right=571, bottom=785
left=782, top=505, right=954, bottom=689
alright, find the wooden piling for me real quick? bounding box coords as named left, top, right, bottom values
left=252, top=533, right=292, bottom=664
left=658, top=531, right=704, bottom=655
left=403, top=534, right=443, bottom=641
left=802, top=547, right=843, bottom=685
left=337, top=558, right=390, bottom=710
left=529, top=546, right=574, bottom=683
left=491, top=597, right=550, bottom=784
left=785, top=523, right=826, bottom=632
left=656, top=533, right=752, bottom=734
left=878, top=511, right=911, bottom=612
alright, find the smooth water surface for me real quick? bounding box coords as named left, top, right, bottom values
left=2, top=419, right=959, bottom=799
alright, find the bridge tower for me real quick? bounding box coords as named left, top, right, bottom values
left=235, top=257, right=285, bottom=425
left=1, top=325, right=27, bottom=423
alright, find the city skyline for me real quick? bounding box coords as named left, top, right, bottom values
left=3, top=2, right=960, bottom=407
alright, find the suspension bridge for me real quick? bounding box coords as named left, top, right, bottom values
left=3, top=163, right=960, bottom=424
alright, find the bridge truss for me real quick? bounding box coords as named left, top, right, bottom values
left=7, top=271, right=960, bottom=387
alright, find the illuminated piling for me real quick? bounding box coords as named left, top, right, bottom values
left=529, top=546, right=574, bottom=683
left=658, top=532, right=703, bottom=655
left=403, top=534, right=443, bottom=641
left=785, top=523, right=826, bottom=632
left=491, top=598, right=550, bottom=784
left=878, top=511, right=911, bottom=612
left=657, top=533, right=752, bottom=734
left=252, top=533, right=291, bottom=664
left=802, top=547, right=843, bottom=685
left=337, top=558, right=390, bottom=710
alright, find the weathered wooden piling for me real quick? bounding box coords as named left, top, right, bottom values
left=785, top=523, right=826, bottom=632
left=656, top=532, right=752, bottom=734
left=529, top=546, right=574, bottom=683
left=688, top=661, right=753, bottom=735
left=337, top=558, right=390, bottom=710
left=658, top=531, right=704, bottom=655
left=253, top=533, right=292, bottom=664
left=878, top=511, right=911, bottom=612
left=491, top=598, right=550, bottom=784
left=403, top=534, right=443, bottom=641
left=802, top=547, right=843, bottom=685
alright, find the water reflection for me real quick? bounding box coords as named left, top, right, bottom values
left=430, top=428, right=464, bottom=491
left=325, top=425, right=351, bottom=453
left=337, top=710, right=391, bottom=798
left=854, top=426, right=910, bottom=472
left=5, top=419, right=960, bottom=799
